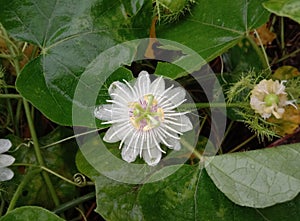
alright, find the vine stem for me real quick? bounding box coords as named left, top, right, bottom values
left=12, top=163, right=93, bottom=187
left=275, top=48, right=300, bottom=64
left=40, top=128, right=103, bottom=149
left=6, top=169, right=42, bottom=213
left=180, top=137, right=202, bottom=160
left=180, top=102, right=248, bottom=110
left=23, top=99, right=61, bottom=207
left=253, top=29, right=271, bottom=71
left=228, top=134, right=256, bottom=153
left=3, top=22, right=62, bottom=209
left=280, top=17, right=285, bottom=53
left=0, top=94, right=22, bottom=99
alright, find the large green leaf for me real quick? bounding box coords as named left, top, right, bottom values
left=222, top=37, right=269, bottom=73
left=0, top=0, right=151, bottom=126
left=205, top=143, right=300, bottom=208
left=76, top=150, right=144, bottom=221
left=263, top=0, right=300, bottom=24
left=139, top=164, right=300, bottom=221
left=0, top=206, right=64, bottom=221
left=139, top=165, right=261, bottom=221
left=156, top=0, right=270, bottom=62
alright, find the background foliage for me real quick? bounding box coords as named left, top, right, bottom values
left=0, top=0, right=299, bottom=220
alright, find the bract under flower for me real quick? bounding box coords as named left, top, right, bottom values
left=250, top=79, right=296, bottom=119
left=94, top=71, right=193, bottom=166
left=0, top=139, right=15, bottom=181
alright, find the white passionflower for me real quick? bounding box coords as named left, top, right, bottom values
left=94, top=71, right=193, bottom=166
left=0, top=139, right=15, bottom=181
left=250, top=79, right=296, bottom=119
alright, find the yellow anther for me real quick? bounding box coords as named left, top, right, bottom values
left=130, top=117, right=140, bottom=129
left=157, top=108, right=164, bottom=121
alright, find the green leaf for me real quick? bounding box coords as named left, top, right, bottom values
left=93, top=176, right=143, bottom=221
left=0, top=206, right=64, bottom=221
left=138, top=165, right=199, bottom=220
left=205, top=143, right=300, bottom=208
left=156, top=0, right=270, bottom=62
left=0, top=0, right=151, bottom=126
left=139, top=164, right=300, bottom=221
left=222, top=37, right=269, bottom=73
left=76, top=150, right=144, bottom=221
left=263, top=0, right=300, bottom=24
left=154, top=62, right=188, bottom=79
left=72, top=66, right=134, bottom=127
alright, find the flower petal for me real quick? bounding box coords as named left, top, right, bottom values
left=0, top=167, right=14, bottom=181
left=168, top=115, right=193, bottom=133
left=162, top=87, right=186, bottom=108
left=135, top=71, right=151, bottom=96
left=150, top=76, right=165, bottom=96
left=121, top=145, right=139, bottom=163
left=94, top=104, right=113, bottom=121
left=166, top=135, right=181, bottom=151
left=0, top=139, right=12, bottom=153
left=0, top=154, right=15, bottom=167
left=103, top=124, right=132, bottom=143
left=142, top=147, right=162, bottom=166
left=108, top=81, right=133, bottom=103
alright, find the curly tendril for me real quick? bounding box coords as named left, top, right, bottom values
left=73, top=173, right=87, bottom=187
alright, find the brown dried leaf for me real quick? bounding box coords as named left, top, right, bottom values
left=250, top=23, right=276, bottom=46
left=145, top=16, right=158, bottom=59
left=272, top=65, right=300, bottom=80
left=268, top=105, right=300, bottom=136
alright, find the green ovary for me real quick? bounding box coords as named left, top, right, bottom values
left=264, top=93, right=279, bottom=106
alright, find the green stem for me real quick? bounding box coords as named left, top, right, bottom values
left=0, top=94, right=22, bottom=99
left=275, top=48, right=300, bottom=64
left=281, top=17, right=285, bottom=53
left=41, top=167, right=87, bottom=187
left=6, top=169, right=42, bottom=213
left=12, top=163, right=90, bottom=187
left=219, top=120, right=235, bottom=154
left=180, top=102, right=248, bottom=110
left=0, top=199, right=5, bottom=216
left=246, top=35, right=270, bottom=70
left=253, top=29, right=271, bottom=70
left=52, top=192, right=96, bottom=214
left=0, top=54, right=14, bottom=59
left=15, top=99, right=23, bottom=136
left=23, top=99, right=60, bottom=207
left=180, top=137, right=202, bottom=160
left=198, top=115, right=207, bottom=134
left=228, top=134, right=256, bottom=153
left=2, top=85, right=16, bottom=89
left=0, top=24, right=19, bottom=54
left=4, top=88, right=17, bottom=135
left=2, top=23, right=62, bottom=211
left=40, top=128, right=102, bottom=149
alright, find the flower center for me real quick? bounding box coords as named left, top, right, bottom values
left=264, top=93, right=279, bottom=106
left=129, top=94, right=164, bottom=131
